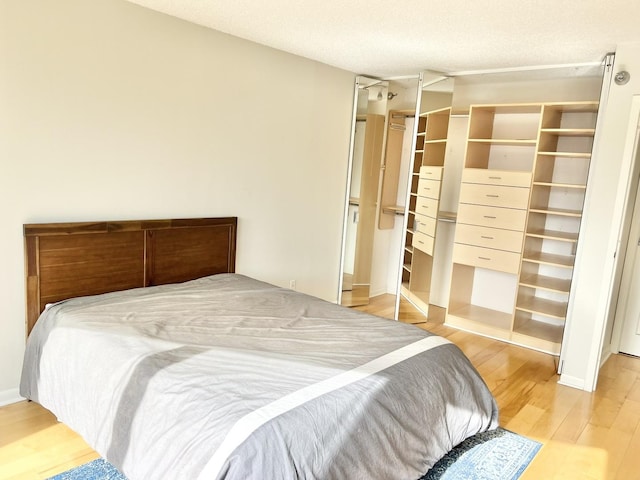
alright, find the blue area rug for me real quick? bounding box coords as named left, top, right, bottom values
left=420, top=427, right=541, bottom=480
left=48, top=458, right=125, bottom=480
left=48, top=427, right=540, bottom=480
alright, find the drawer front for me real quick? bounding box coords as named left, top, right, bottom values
left=415, top=195, right=439, bottom=218
left=413, top=231, right=434, bottom=255
left=419, top=166, right=443, bottom=181
left=417, top=178, right=441, bottom=200
left=462, top=168, right=532, bottom=187
left=453, top=243, right=521, bottom=274
left=459, top=183, right=530, bottom=209
left=415, top=213, right=436, bottom=236
left=457, top=204, right=527, bottom=231
left=455, top=224, right=524, bottom=253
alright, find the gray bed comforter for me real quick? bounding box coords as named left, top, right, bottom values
left=21, top=273, right=498, bottom=480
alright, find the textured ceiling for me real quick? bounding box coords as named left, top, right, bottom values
left=125, top=0, right=640, bottom=77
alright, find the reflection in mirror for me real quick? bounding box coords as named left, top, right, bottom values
left=340, top=76, right=388, bottom=306
left=394, top=74, right=454, bottom=321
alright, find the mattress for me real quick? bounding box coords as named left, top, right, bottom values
left=21, top=273, right=498, bottom=479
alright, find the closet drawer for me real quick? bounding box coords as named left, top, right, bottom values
left=419, top=166, right=443, bottom=181
left=459, top=183, right=530, bottom=209
left=415, top=195, right=439, bottom=218
left=453, top=243, right=520, bottom=274
left=413, top=231, right=435, bottom=255
left=415, top=214, right=436, bottom=236
left=462, top=168, right=532, bottom=187
left=455, top=224, right=524, bottom=253
left=457, top=204, right=527, bottom=231
left=417, top=178, right=441, bottom=200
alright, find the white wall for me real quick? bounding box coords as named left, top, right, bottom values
left=561, top=43, right=640, bottom=390
left=0, top=0, right=354, bottom=402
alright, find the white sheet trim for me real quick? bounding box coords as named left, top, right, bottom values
left=197, top=335, right=451, bottom=479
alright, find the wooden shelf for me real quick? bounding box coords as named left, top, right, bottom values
left=424, top=139, right=448, bottom=144
left=516, top=294, right=568, bottom=320
left=446, top=304, right=513, bottom=340
left=538, top=151, right=591, bottom=159
left=472, top=103, right=543, bottom=114
left=513, top=314, right=564, bottom=340
left=522, top=251, right=575, bottom=268
left=540, top=128, right=595, bottom=136
left=468, top=138, right=538, bottom=145
left=543, top=101, right=599, bottom=114
left=528, top=206, right=583, bottom=217
left=533, top=181, right=586, bottom=190
left=512, top=312, right=564, bottom=355
left=526, top=228, right=578, bottom=243
left=382, top=205, right=405, bottom=216
left=448, top=303, right=511, bottom=328
left=438, top=210, right=457, bottom=223
left=519, top=273, right=571, bottom=293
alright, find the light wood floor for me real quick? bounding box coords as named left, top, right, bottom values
left=1, top=295, right=639, bottom=480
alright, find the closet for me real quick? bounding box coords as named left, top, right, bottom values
left=393, top=67, right=604, bottom=358
left=447, top=101, right=599, bottom=354
left=341, top=66, right=605, bottom=359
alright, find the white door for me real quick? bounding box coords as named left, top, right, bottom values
left=619, top=232, right=640, bottom=356
left=618, top=110, right=640, bottom=357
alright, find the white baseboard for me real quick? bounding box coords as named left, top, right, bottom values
left=0, top=388, right=25, bottom=407
left=369, top=287, right=388, bottom=298
left=558, top=374, right=590, bottom=392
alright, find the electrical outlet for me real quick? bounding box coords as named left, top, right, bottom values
left=289, top=280, right=296, bottom=290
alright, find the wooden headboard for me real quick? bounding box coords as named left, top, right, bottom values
left=24, top=217, right=237, bottom=335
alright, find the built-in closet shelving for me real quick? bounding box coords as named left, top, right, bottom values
left=401, top=107, right=451, bottom=315
left=379, top=110, right=413, bottom=229
left=446, top=101, right=598, bottom=354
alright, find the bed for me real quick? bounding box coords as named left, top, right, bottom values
left=20, top=217, right=498, bottom=480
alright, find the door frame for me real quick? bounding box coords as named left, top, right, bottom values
left=611, top=95, right=640, bottom=353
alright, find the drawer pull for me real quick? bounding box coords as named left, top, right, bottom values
left=478, top=256, right=491, bottom=261
left=486, top=194, right=499, bottom=198
left=483, top=215, right=496, bottom=219
left=489, top=176, right=502, bottom=180
left=418, top=241, right=425, bottom=245
left=480, top=235, right=494, bottom=240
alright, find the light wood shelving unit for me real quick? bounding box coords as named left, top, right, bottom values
left=379, top=110, right=414, bottom=229
left=401, top=107, right=451, bottom=316
left=515, top=101, right=599, bottom=353
left=446, top=101, right=598, bottom=355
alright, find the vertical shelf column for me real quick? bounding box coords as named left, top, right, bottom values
left=514, top=101, right=599, bottom=354
left=447, top=104, right=540, bottom=343
left=401, top=107, right=451, bottom=317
